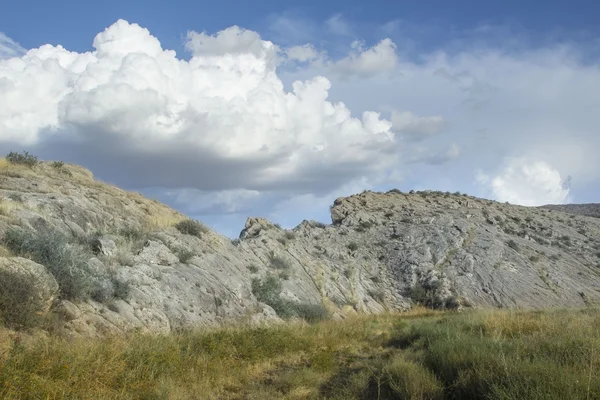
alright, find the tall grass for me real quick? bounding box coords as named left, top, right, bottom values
left=0, top=308, right=598, bottom=399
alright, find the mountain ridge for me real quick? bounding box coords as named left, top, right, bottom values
left=1, top=156, right=599, bottom=336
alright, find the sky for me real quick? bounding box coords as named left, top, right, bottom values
left=1, top=0, right=600, bottom=238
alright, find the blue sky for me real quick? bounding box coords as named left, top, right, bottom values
left=1, top=0, right=599, bottom=237
left=4, top=0, right=599, bottom=55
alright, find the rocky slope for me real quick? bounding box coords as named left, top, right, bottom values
left=1, top=158, right=600, bottom=337
left=542, top=203, right=600, bottom=219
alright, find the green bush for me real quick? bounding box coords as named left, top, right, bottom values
left=0, top=269, right=45, bottom=329
left=175, top=248, right=195, bottom=263
left=6, top=151, right=38, bottom=167
left=507, top=239, right=520, bottom=252
left=268, top=252, right=289, bottom=270
left=174, top=219, right=209, bottom=237
left=347, top=241, right=359, bottom=251
left=51, top=161, right=65, bottom=169
left=112, top=278, right=131, bottom=300
left=246, top=264, right=259, bottom=273
left=118, top=226, right=146, bottom=242
left=3, top=227, right=93, bottom=300
left=251, top=274, right=329, bottom=322
left=290, top=303, right=329, bottom=323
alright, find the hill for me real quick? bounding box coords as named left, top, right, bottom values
left=1, top=153, right=600, bottom=336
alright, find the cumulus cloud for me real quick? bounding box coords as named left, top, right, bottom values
left=0, top=33, right=25, bottom=59
left=331, top=38, right=398, bottom=77
left=476, top=158, right=571, bottom=206
left=0, top=19, right=396, bottom=195
left=285, top=44, right=321, bottom=63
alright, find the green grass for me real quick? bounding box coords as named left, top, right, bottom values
left=0, top=308, right=598, bottom=399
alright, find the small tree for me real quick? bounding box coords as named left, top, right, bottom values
left=6, top=151, right=38, bottom=167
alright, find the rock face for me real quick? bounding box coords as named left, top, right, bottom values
left=0, top=257, right=60, bottom=316
left=1, top=161, right=600, bottom=336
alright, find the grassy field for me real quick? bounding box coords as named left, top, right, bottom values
left=0, top=307, right=599, bottom=399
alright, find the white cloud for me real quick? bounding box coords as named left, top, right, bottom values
left=331, top=38, right=398, bottom=77
left=0, top=19, right=396, bottom=194
left=186, top=25, right=276, bottom=59
left=476, top=158, right=571, bottom=206
left=3, top=18, right=600, bottom=236
left=285, top=44, right=320, bottom=63
left=391, top=111, right=445, bottom=140
left=0, top=33, right=25, bottom=60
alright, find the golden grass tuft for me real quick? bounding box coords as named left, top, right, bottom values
left=0, top=298, right=599, bottom=398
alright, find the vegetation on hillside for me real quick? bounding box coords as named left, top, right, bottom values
left=0, top=308, right=598, bottom=399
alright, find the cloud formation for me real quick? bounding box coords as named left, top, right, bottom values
left=2, top=17, right=598, bottom=237
left=0, top=33, right=25, bottom=59
left=0, top=20, right=397, bottom=195
left=391, top=111, right=445, bottom=140
left=330, top=38, right=398, bottom=77
left=477, top=158, right=571, bottom=206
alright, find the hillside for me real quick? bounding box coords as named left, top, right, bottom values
left=1, top=154, right=600, bottom=337
left=542, top=203, right=600, bottom=219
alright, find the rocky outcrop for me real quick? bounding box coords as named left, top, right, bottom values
left=1, top=161, right=600, bottom=336
left=0, top=257, right=59, bottom=322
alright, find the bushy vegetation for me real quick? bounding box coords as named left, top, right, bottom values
left=174, top=219, right=209, bottom=237
left=175, top=247, right=195, bottom=263
left=3, top=227, right=93, bottom=300
left=0, top=270, right=45, bottom=329
left=268, top=251, right=290, bottom=270
left=5, top=151, right=38, bottom=168
left=507, top=239, right=520, bottom=252
left=347, top=241, right=359, bottom=251
left=251, top=274, right=329, bottom=323
left=2, top=227, right=128, bottom=303
left=0, top=308, right=597, bottom=399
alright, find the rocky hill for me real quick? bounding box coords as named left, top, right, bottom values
left=541, top=203, right=600, bottom=219
left=1, top=156, right=600, bottom=337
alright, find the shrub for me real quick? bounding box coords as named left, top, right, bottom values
left=347, top=241, right=359, bottom=251
left=507, top=240, right=520, bottom=252
left=51, top=160, right=65, bottom=169
left=112, top=278, right=131, bottom=300
left=284, top=231, right=295, bottom=240
left=251, top=274, right=286, bottom=314
left=290, top=303, right=329, bottom=323
left=6, top=151, right=38, bottom=167
left=0, top=269, right=45, bottom=329
left=247, top=264, right=259, bottom=273
left=175, top=219, right=209, bottom=237
left=278, top=271, right=290, bottom=280
left=175, top=248, right=195, bottom=263
left=268, top=252, right=289, bottom=270
left=368, top=289, right=385, bottom=303
left=118, top=226, right=145, bottom=242
left=3, top=227, right=93, bottom=300
left=50, top=161, right=71, bottom=175
left=251, top=274, right=329, bottom=322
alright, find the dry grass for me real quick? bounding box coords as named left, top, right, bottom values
left=144, top=212, right=186, bottom=231
left=0, top=158, right=35, bottom=179
left=1, top=307, right=597, bottom=399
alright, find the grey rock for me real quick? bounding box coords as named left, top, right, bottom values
left=90, top=237, right=117, bottom=256
left=2, top=164, right=600, bottom=337
left=0, top=256, right=59, bottom=315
